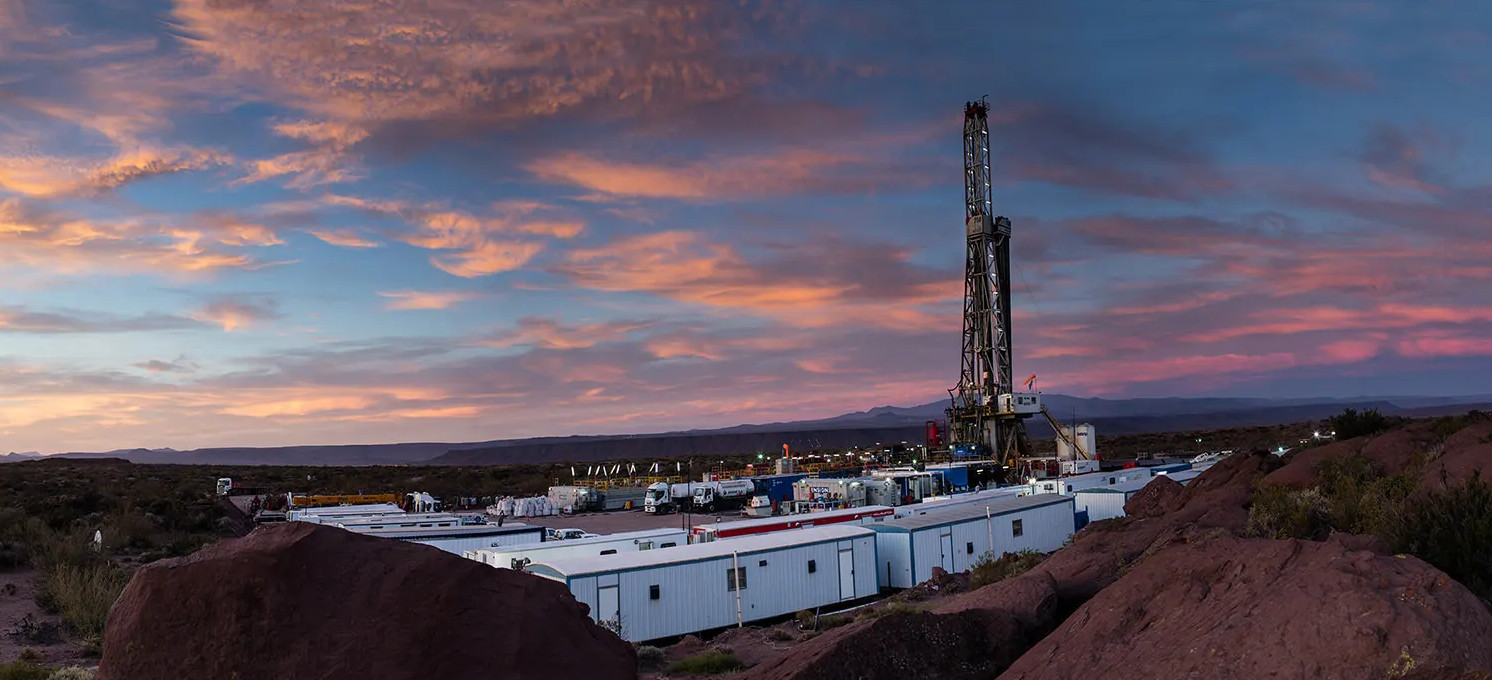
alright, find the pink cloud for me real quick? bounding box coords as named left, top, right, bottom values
left=378, top=290, right=482, bottom=311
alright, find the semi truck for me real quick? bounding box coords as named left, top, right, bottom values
left=644, top=479, right=756, bottom=514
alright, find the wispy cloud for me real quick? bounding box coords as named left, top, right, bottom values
left=379, top=290, right=482, bottom=311
left=193, top=295, right=281, bottom=331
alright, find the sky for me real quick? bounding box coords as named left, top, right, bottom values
left=1, top=0, right=1490, bottom=453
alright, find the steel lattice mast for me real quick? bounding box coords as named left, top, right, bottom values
left=948, top=99, right=1029, bottom=464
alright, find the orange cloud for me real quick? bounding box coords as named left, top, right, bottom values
left=379, top=290, right=482, bottom=311
left=486, top=317, right=651, bottom=350
left=0, top=198, right=265, bottom=275
left=193, top=296, right=280, bottom=331
left=429, top=240, right=544, bottom=278
left=0, top=147, right=227, bottom=197
left=309, top=229, right=380, bottom=248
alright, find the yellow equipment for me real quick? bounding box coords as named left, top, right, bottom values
left=287, top=493, right=401, bottom=508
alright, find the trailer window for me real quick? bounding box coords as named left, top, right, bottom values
left=661, top=542, right=677, bottom=548
left=638, top=541, right=653, bottom=550
left=1012, top=519, right=1024, bottom=537
left=807, top=560, right=816, bottom=574
left=758, top=560, right=767, bottom=567
left=600, top=549, right=618, bottom=555
left=966, top=542, right=974, bottom=555
left=726, top=566, right=747, bottom=591
left=650, top=585, right=660, bottom=600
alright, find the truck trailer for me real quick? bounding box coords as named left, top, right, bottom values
left=644, top=479, right=756, bottom=514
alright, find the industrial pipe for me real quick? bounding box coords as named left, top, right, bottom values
left=985, top=506, right=993, bottom=557
left=732, top=551, right=744, bottom=628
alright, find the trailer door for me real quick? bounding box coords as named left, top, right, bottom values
left=597, top=585, right=620, bottom=629
left=939, top=529, right=954, bottom=572
left=837, top=547, right=856, bottom=600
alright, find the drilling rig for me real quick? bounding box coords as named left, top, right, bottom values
left=946, top=98, right=1041, bottom=466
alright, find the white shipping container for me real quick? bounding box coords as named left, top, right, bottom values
left=470, top=528, right=688, bottom=569
left=289, top=503, right=405, bottom=523
left=869, top=494, right=1075, bottom=589
left=527, top=525, right=879, bottom=642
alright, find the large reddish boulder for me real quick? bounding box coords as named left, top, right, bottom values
left=1423, top=418, right=1492, bottom=492
left=1169, top=450, right=1281, bottom=531
left=998, top=534, right=1492, bottom=680
left=99, top=522, right=634, bottom=680
left=1122, top=475, right=1184, bottom=518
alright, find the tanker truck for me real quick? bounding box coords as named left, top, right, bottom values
left=644, top=479, right=756, bottom=514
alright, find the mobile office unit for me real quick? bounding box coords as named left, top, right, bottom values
left=527, top=525, right=879, bottom=642
left=792, top=478, right=868, bottom=508
left=868, top=494, right=1075, bottom=589
left=347, top=523, right=544, bottom=554
left=1143, top=462, right=1193, bottom=476
left=1072, top=477, right=1156, bottom=520
left=1028, top=469, right=1151, bottom=496
left=894, top=486, right=1029, bottom=519
left=331, top=513, right=477, bottom=530
left=288, top=503, right=405, bottom=523
left=469, top=528, right=688, bottom=569
left=1163, top=469, right=1203, bottom=485
left=692, top=505, right=894, bottom=542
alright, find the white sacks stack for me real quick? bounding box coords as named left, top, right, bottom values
left=485, top=496, right=557, bottom=518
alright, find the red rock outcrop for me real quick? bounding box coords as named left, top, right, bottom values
left=1122, top=475, right=1184, bottom=518
left=998, top=534, right=1492, bottom=680
left=99, top=522, right=634, bottom=680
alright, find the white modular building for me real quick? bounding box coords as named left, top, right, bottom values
left=895, top=486, right=1030, bottom=519
left=1072, top=477, right=1157, bottom=520
left=693, top=505, right=894, bottom=542
left=1161, top=469, right=1203, bottom=485
left=526, top=524, right=880, bottom=642
left=467, top=528, right=688, bottom=569
left=868, top=494, right=1075, bottom=589
left=348, top=523, right=545, bottom=554
left=288, top=503, right=405, bottom=523
left=1028, top=468, right=1153, bottom=496
left=332, top=513, right=478, bottom=530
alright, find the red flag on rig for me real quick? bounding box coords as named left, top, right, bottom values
left=1024, top=374, right=1038, bottom=389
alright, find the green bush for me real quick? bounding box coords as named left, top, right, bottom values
left=665, top=650, right=744, bottom=676
left=0, top=661, right=50, bottom=680
left=1329, top=408, right=1389, bottom=440
left=46, top=670, right=94, bottom=680
left=856, top=601, right=921, bottom=621
left=42, top=563, right=130, bottom=642
left=635, top=645, right=665, bottom=670
left=969, top=549, right=1045, bottom=588
left=1400, top=472, right=1492, bottom=603
left=1246, top=485, right=1331, bottom=540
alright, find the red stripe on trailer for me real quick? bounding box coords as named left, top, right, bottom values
left=702, top=507, right=894, bottom=538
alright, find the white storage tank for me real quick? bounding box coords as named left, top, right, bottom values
left=527, top=524, right=879, bottom=643
left=1056, top=423, right=1097, bottom=460
left=869, top=494, right=1075, bottom=589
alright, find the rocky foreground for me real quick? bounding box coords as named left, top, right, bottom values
left=94, top=414, right=1492, bottom=679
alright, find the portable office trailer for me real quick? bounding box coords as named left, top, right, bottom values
left=869, top=494, right=1075, bottom=589
left=894, top=486, right=1030, bottom=519
left=693, top=505, right=894, bottom=542
left=527, top=525, right=879, bottom=642
left=1071, top=477, right=1157, bottom=520
left=469, top=528, right=687, bottom=569
left=1144, top=462, right=1193, bottom=476
left=348, top=523, right=544, bottom=554
left=871, top=471, right=934, bottom=503
left=1163, top=469, right=1203, bottom=485
left=751, top=474, right=809, bottom=505
left=332, top=513, right=475, bottom=530
left=288, top=503, right=404, bottom=523
left=1028, top=469, right=1152, bottom=496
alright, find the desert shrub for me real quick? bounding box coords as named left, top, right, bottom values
left=46, top=669, right=94, bottom=680
left=1246, top=485, right=1331, bottom=540
left=969, top=549, right=1045, bottom=588
left=11, top=614, right=62, bottom=645
left=665, top=650, right=743, bottom=676
left=856, top=601, right=921, bottom=621
left=42, top=563, right=130, bottom=642
left=1329, top=408, right=1389, bottom=440
left=0, top=661, right=50, bottom=680
left=1314, top=457, right=1416, bottom=541
left=15, top=651, right=40, bottom=665
left=764, top=627, right=795, bottom=642
left=634, top=645, right=665, bottom=670
left=1400, top=472, right=1492, bottom=603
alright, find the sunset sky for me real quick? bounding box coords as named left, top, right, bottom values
left=2, top=0, right=1490, bottom=453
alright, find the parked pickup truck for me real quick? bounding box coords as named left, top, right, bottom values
left=545, top=528, right=600, bottom=541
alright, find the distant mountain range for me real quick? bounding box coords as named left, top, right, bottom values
left=10, top=393, right=1488, bottom=467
